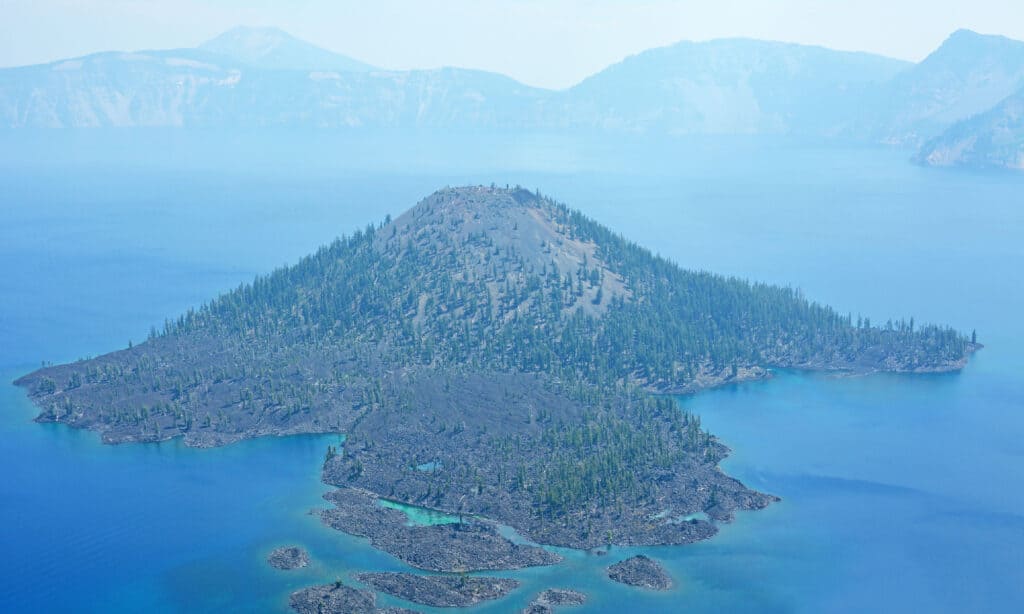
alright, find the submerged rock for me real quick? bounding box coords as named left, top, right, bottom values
left=606, top=555, right=672, bottom=590
left=267, top=546, right=310, bottom=570
left=356, top=572, right=518, bottom=607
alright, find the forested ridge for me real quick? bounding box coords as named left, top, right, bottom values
left=155, top=185, right=971, bottom=395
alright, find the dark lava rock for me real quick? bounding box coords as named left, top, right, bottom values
left=320, top=488, right=561, bottom=572
left=290, top=581, right=419, bottom=614
left=522, top=588, right=587, bottom=613
left=267, top=546, right=310, bottom=570
left=536, top=589, right=586, bottom=606
left=356, top=572, right=519, bottom=607
left=606, top=555, right=672, bottom=590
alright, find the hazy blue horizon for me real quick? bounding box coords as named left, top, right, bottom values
left=4, top=1, right=1024, bottom=88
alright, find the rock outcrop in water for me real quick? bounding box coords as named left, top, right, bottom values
left=606, top=555, right=673, bottom=590
left=267, top=545, right=310, bottom=570
left=523, top=589, right=587, bottom=613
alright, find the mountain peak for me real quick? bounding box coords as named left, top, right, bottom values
left=388, top=186, right=549, bottom=237
left=417, top=185, right=542, bottom=212
left=947, top=28, right=983, bottom=40
left=199, top=26, right=375, bottom=72
left=932, top=28, right=1024, bottom=57
left=201, top=26, right=301, bottom=56
left=378, top=186, right=628, bottom=318
left=878, top=27, right=1024, bottom=144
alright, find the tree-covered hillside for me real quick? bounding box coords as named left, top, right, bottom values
left=17, top=186, right=973, bottom=447
left=171, top=185, right=972, bottom=388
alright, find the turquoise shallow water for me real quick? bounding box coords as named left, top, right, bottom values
left=1, top=132, right=1022, bottom=612
left=379, top=498, right=461, bottom=526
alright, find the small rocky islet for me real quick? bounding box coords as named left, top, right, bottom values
left=607, top=555, right=673, bottom=590
left=267, top=546, right=310, bottom=570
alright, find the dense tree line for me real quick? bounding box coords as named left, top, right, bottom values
left=162, top=188, right=970, bottom=396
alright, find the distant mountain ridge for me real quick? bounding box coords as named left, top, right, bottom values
left=561, top=38, right=909, bottom=136
left=2, top=26, right=1024, bottom=164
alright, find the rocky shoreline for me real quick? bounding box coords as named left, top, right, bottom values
left=290, top=582, right=418, bottom=614
left=13, top=342, right=980, bottom=449
left=356, top=572, right=519, bottom=607
left=319, top=488, right=561, bottom=572
left=324, top=388, right=776, bottom=552
left=655, top=346, right=982, bottom=396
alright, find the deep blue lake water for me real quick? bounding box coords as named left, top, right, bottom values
left=1, top=131, right=1022, bottom=612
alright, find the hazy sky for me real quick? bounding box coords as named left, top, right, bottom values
left=3, top=0, right=1023, bottom=88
